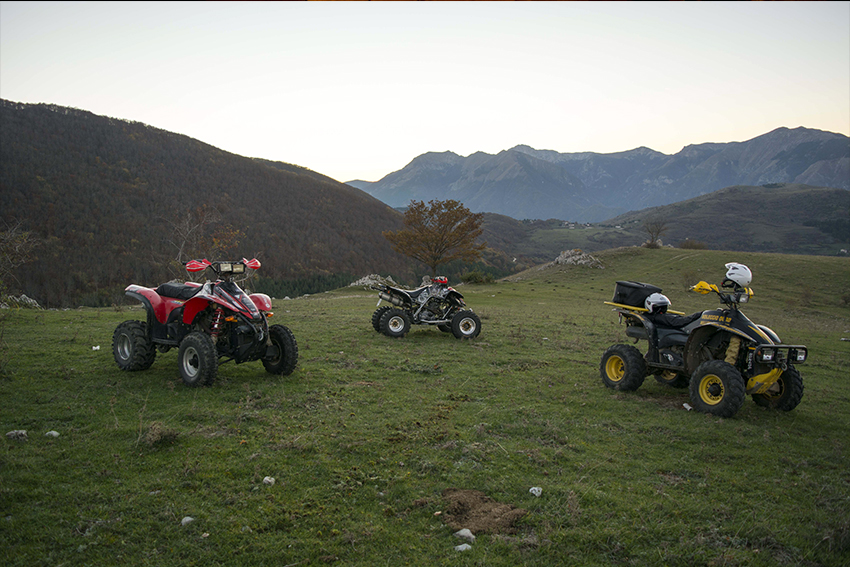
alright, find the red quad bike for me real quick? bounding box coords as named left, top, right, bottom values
left=371, top=276, right=481, bottom=339
left=600, top=263, right=808, bottom=418
left=112, top=258, right=298, bottom=387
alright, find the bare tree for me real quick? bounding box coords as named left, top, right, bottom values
left=642, top=217, right=669, bottom=248
left=0, top=220, right=41, bottom=294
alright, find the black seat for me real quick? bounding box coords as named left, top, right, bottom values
left=156, top=283, right=201, bottom=300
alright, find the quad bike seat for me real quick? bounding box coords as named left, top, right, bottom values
left=156, top=282, right=202, bottom=301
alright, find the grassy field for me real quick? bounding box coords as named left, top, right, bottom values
left=2, top=247, right=849, bottom=566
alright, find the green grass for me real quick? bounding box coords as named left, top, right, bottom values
left=2, top=248, right=849, bottom=566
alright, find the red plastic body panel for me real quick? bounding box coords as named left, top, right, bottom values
left=250, top=293, right=272, bottom=312
left=125, top=284, right=185, bottom=324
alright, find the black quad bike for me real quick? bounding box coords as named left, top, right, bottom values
left=370, top=276, right=481, bottom=339
left=600, top=275, right=807, bottom=418
left=113, top=258, right=298, bottom=387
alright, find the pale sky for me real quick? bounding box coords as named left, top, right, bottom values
left=1, top=1, right=848, bottom=182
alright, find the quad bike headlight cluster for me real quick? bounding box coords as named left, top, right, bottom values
left=755, top=346, right=807, bottom=364
left=217, top=262, right=245, bottom=274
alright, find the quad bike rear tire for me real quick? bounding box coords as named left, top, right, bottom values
left=689, top=360, right=745, bottom=418
left=600, top=344, right=646, bottom=391
left=372, top=306, right=391, bottom=333
left=752, top=365, right=804, bottom=411
left=451, top=310, right=481, bottom=339
left=380, top=308, right=411, bottom=338
left=654, top=370, right=689, bottom=389
left=178, top=332, right=218, bottom=387
left=113, top=320, right=156, bottom=371
left=263, top=324, right=299, bottom=376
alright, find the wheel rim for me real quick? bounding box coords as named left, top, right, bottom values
left=698, top=374, right=725, bottom=405
left=182, top=346, right=200, bottom=378
left=457, top=317, right=477, bottom=336
left=605, top=356, right=625, bottom=382
left=388, top=316, right=405, bottom=333
left=117, top=334, right=131, bottom=360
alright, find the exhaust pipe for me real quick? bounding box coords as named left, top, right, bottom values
left=378, top=292, right=405, bottom=307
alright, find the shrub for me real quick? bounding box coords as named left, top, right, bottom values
left=679, top=239, right=708, bottom=249
left=461, top=270, right=493, bottom=284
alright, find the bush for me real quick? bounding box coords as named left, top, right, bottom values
left=461, top=271, right=493, bottom=284
left=679, top=239, right=708, bottom=250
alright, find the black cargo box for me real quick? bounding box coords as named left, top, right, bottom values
left=612, top=281, right=662, bottom=308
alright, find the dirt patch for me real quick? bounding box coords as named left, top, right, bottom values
left=441, top=488, right=527, bottom=534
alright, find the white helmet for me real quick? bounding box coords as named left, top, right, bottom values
left=724, top=262, right=752, bottom=287
left=645, top=292, right=670, bottom=314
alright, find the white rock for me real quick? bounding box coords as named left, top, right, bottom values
left=454, top=543, right=473, bottom=552
left=529, top=486, right=543, bottom=497
left=262, top=476, right=275, bottom=486
left=5, top=430, right=27, bottom=441
left=181, top=516, right=194, bottom=526
left=45, top=431, right=60, bottom=438
left=454, top=528, right=475, bottom=542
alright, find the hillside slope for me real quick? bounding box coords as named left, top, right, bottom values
left=477, top=184, right=850, bottom=262
left=0, top=100, right=413, bottom=306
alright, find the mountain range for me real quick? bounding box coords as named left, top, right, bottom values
left=349, top=127, right=849, bottom=222
left=1, top=99, right=847, bottom=307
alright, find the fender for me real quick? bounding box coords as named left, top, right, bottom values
left=125, top=284, right=182, bottom=325
left=249, top=293, right=272, bottom=312
left=694, top=308, right=775, bottom=344
left=446, top=289, right=466, bottom=306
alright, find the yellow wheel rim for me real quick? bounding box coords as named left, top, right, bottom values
left=698, top=374, right=725, bottom=405
left=605, top=356, right=625, bottom=382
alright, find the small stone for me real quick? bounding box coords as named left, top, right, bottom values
left=5, top=430, right=27, bottom=441
left=529, top=486, right=542, bottom=497
left=181, top=516, right=194, bottom=526
left=454, top=528, right=476, bottom=542
left=262, top=476, right=275, bottom=486
left=454, top=543, right=473, bottom=552
left=45, top=431, right=60, bottom=438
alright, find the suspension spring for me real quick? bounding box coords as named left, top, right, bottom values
left=210, top=307, right=225, bottom=338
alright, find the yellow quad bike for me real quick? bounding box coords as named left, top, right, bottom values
left=600, top=274, right=808, bottom=418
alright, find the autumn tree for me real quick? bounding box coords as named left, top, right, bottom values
left=383, top=199, right=485, bottom=275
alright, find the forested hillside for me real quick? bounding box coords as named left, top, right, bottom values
left=0, top=100, right=413, bottom=306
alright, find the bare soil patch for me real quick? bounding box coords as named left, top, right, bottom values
left=441, top=488, right=527, bottom=534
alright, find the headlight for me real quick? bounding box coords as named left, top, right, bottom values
left=790, top=348, right=807, bottom=363
left=232, top=263, right=245, bottom=273
left=219, top=262, right=233, bottom=273
left=757, top=348, right=775, bottom=363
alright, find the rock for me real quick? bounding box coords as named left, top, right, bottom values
left=454, top=543, right=473, bottom=552
left=181, top=516, right=194, bottom=526
left=529, top=487, right=542, bottom=497
left=454, top=528, right=476, bottom=542
left=349, top=274, right=399, bottom=288
left=5, top=430, right=27, bottom=441
left=44, top=431, right=60, bottom=438
left=262, top=476, right=275, bottom=486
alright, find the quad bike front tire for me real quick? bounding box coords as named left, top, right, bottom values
left=113, top=320, right=156, bottom=371
left=689, top=360, right=745, bottom=418
left=654, top=370, right=689, bottom=389
left=752, top=365, right=804, bottom=411
left=451, top=310, right=481, bottom=339
left=178, top=332, right=218, bottom=387
left=372, top=306, right=391, bottom=333
left=263, top=324, right=299, bottom=376
left=380, top=308, right=411, bottom=338
left=600, top=344, right=646, bottom=391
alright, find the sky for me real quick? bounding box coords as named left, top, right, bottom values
left=1, top=1, right=848, bottom=183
